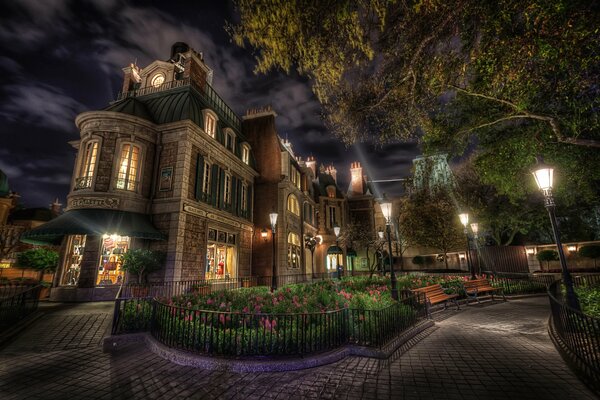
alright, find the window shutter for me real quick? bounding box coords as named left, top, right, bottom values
left=195, top=154, right=204, bottom=200
left=218, top=168, right=225, bottom=209
left=210, top=164, right=219, bottom=206
left=231, top=176, right=238, bottom=214
left=237, top=179, right=242, bottom=216
left=247, top=184, right=253, bottom=220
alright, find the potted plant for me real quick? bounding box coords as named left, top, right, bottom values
left=536, top=250, right=559, bottom=272
left=16, top=248, right=59, bottom=298
left=121, top=249, right=165, bottom=297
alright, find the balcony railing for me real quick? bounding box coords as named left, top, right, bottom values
left=115, top=77, right=241, bottom=132
left=74, top=176, right=93, bottom=191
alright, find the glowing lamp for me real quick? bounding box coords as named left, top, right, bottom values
left=260, top=229, right=268, bottom=241
left=532, top=163, right=554, bottom=191
left=459, top=213, right=469, bottom=227
left=333, top=225, right=341, bottom=237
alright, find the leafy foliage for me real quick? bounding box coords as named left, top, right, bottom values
left=16, top=248, right=59, bottom=272
left=121, top=249, right=166, bottom=284
left=578, top=245, right=600, bottom=268
left=231, top=0, right=600, bottom=199
left=536, top=249, right=558, bottom=270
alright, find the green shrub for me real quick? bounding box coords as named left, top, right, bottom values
left=537, top=250, right=559, bottom=270
left=16, top=248, right=59, bottom=272
left=578, top=245, right=600, bottom=268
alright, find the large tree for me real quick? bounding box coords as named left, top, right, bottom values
left=230, top=0, right=600, bottom=199
left=398, top=192, right=464, bottom=269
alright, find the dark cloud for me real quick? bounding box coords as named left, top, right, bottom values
left=0, top=1, right=420, bottom=207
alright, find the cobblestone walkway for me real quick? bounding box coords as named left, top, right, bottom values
left=0, top=297, right=597, bottom=399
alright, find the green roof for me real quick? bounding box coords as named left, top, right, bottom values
left=21, top=209, right=166, bottom=245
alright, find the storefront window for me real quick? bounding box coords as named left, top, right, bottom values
left=60, top=235, right=86, bottom=286
left=205, top=229, right=237, bottom=279
left=96, top=234, right=130, bottom=286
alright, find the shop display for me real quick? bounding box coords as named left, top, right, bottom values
left=96, top=235, right=130, bottom=285
left=61, top=235, right=86, bottom=286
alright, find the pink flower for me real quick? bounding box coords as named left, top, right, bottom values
left=242, top=306, right=249, bottom=313
left=219, top=314, right=226, bottom=324
left=206, top=298, right=213, bottom=305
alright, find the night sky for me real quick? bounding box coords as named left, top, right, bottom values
left=0, top=0, right=420, bottom=208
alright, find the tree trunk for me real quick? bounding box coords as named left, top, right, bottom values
left=444, top=253, right=449, bottom=269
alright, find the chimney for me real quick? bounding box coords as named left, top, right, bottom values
left=325, top=164, right=337, bottom=183
left=50, top=198, right=62, bottom=216
left=306, top=156, right=316, bottom=176
left=350, top=161, right=364, bottom=195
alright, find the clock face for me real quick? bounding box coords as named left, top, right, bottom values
left=151, top=73, right=165, bottom=88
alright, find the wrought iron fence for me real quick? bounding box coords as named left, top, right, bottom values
left=548, top=276, right=600, bottom=393
left=0, top=285, right=41, bottom=332
left=149, top=292, right=427, bottom=357
left=490, top=273, right=554, bottom=295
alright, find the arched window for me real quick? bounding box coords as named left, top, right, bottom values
left=116, top=144, right=141, bottom=191
left=287, top=194, right=300, bottom=216
left=241, top=144, right=250, bottom=164
left=287, top=232, right=301, bottom=269
left=75, top=141, right=98, bottom=190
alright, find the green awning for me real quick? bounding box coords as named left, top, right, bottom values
left=346, top=248, right=357, bottom=257
left=327, top=245, right=343, bottom=255
left=21, top=209, right=166, bottom=245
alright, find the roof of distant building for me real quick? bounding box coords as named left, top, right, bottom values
left=0, top=168, right=9, bottom=197
left=10, top=207, right=54, bottom=222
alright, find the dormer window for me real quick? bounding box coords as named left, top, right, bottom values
left=225, top=131, right=235, bottom=152
left=151, top=73, right=165, bottom=88
left=241, top=145, right=250, bottom=165
left=205, top=113, right=216, bottom=138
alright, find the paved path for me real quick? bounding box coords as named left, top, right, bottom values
left=0, top=297, right=597, bottom=399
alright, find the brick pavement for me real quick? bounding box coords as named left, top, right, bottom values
left=0, top=297, right=597, bottom=399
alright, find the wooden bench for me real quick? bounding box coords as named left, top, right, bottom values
left=412, top=284, right=460, bottom=315
left=462, top=278, right=506, bottom=305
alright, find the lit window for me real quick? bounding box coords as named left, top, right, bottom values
left=287, top=232, right=301, bottom=268
left=75, top=141, right=98, bottom=190
left=241, top=145, right=250, bottom=164
left=290, top=167, right=301, bottom=189
left=151, top=73, right=165, bottom=88
left=205, top=114, right=216, bottom=137
left=224, top=173, right=232, bottom=204
left=287, top=194, right=300, bottom=216
left=116, top=144, right=140, bottom=191
left=202, top=161, right=211, bottom=195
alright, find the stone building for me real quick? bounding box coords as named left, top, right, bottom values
left=23, top=43, right=257, bottom=301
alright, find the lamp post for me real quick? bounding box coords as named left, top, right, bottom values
left=532, top=160, right=580, bottom=310
left=270, top=212, right=278, bottom=292
left=459, top=212, right=476, bottom=280
left=470, top=222, right=480, bottom=275
left=304, top=234, right=321, bottom=279
left=379, top=197, right=398, bottom=301
left=377, top=228, right=385, bottom=276
left=333, top=224, right=342, bottom=279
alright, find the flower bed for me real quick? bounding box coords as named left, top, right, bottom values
left=166, top=276, right=396, bottom=314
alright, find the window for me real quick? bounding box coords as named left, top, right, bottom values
left=226, top=131, right=235, bottom=152
left=97, top=234, right=130, bottom=286
left=151, top=73, right=165, bottom=88
left=75, top=141, right=98, bottom=190
left=241, top=183, right=248, bottom=211
left=241, top=145, right=250, bottom=164
left=202, top=161, right=211, bottom=195
left=224, top=173, right=232, bottom=204
left=287, top=194, right=300, bottom=216
left=205, top=113, right=216, bottom=137
left=290, top=166, right=301, bottom=189
left=116, top=144, right=140, bottom=191
left=328, top=206, right=337, bottom=228
left=304, top=203, right=314, bottom=225
left=287, top=232, right=301, bottom=269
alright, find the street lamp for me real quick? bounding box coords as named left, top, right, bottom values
left=379, top=197, right=398, bottom=301
left=459, top=212, right=475, bottom=279
left=333, top=224, right=343, bottom=279
left=532, top=160, right=580, bottom=310
left=304, top=234, right=321, bottom=279
left=260, top=229, right=268, bottom=242
left=470, top=222, right=481, bottom=275
left=269, top=212, right=278, bottom=292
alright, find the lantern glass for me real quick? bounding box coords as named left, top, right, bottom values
left=459, top=213, right=469, bottom=227
left=333, top=225, right=341, bottom=237
left=260, top=229, right=268, bottom=240
left=269, top=212, right=278, bottom=228
left=378, top=230, right=384, bottom=240
left=532, top=167, right=553, bottom=191
left=380, top=202, right=392, bottom=222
